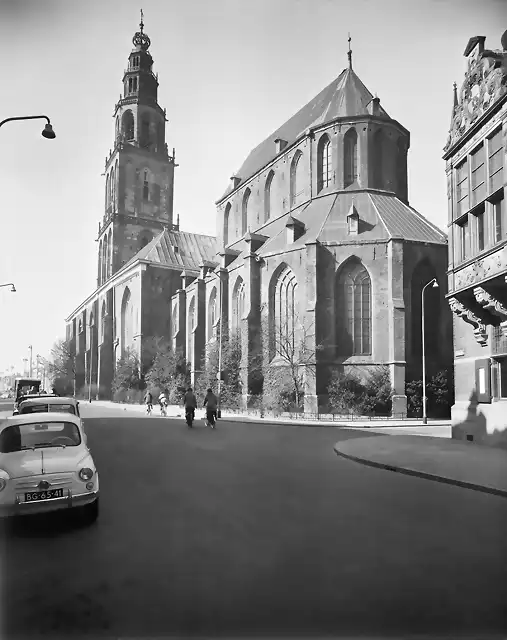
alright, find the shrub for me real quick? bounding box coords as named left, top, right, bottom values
left=262, top=366, right=304, bottom=413
left=327, top=366, right=393, bottom=416
left=406, top=369, right=453, bottom=418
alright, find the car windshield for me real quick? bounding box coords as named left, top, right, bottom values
left=20, top=404, right=76, bottom=415
left=0, top=422, right=81, bottom=453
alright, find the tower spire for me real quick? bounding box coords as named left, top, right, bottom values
left=450, top=81, right=458, bottom=123
left=347, top=33, right=352, bottom=69
left=139, top=8, right=144, bottom=34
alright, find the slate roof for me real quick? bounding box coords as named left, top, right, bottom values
left=220, top=67, right=389, bottom=200
left=226, top=191, right=446, bottom=259
left=125, top=228, right=219, bottom=272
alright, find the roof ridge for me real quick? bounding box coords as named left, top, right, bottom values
left=401, top=200, right=447, bottom=239
left=316, top=192, right=340, bottom=238
left=367, top=192, right=391, bottom=236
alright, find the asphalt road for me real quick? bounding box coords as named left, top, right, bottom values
left=1, top=407, right=506, bottom=638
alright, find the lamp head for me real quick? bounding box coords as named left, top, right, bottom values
left=41, top=123, right=56, bottom=139
left=10, top=285, right=16, bottom=293
left=432, top=279, right=439, bottom=288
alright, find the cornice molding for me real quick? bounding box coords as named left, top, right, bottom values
left=448, top=296, right=488, bottom=346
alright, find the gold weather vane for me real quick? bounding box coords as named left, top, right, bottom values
left=347, top=33, right=352, bottom=69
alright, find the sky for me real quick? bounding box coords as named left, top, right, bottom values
left=0, top=0, right=504, bottom=375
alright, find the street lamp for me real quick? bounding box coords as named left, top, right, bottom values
left=422, top=277, right=439, bottom=425
left=0, top=115, right=56, bottom=139
left=0, top=283, right=16, bottom=292
left=28, top=345, right=33, bottom=378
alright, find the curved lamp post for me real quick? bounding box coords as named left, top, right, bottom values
left=0, top=115, right=56, bottom=139
left=0, top=283, right=16, bottom=292
left=422, top=277, right=439, bottom=424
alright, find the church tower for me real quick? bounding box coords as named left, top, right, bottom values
left=97, top=12, right=177, bottom=287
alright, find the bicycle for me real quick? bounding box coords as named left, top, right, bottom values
left=206, top=410, right=216, bottom=429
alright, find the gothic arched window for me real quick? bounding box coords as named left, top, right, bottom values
left=372, top=129, right=383, bottom=189
left=88, top=312, right=94, bottom=352
left=102, top=236, right=107, bottom=284
left=231, top=278, right=245, bottom=336
left=172, top=305, right=178, bottom=337
left=224, top=202, right=231, bottom=246
left=98, top=240, right=103, bottom=286
left=344, top=128, right=358, bottom=188
left=264, top=171, right=274, bottom=222
left=241, top=189, right=250, bottom=236
left=336, top=261, right=371, bottom=356
left=141, top=118, right=150, bottom=149
left=317, top=135, right=332, bottom=192
left=188, top=296, right=196, bottom=365
left=208, top=287, right=217, bottom=341
left=100, top=301, right=107, bottom=344
left=107, top=229, right=112, bottom=279
left=105, top=174, right=109, bottom=211
left=271, top=266, right=298, bottom=357
left=114, top=160, right=119, bottom=211
left=121, top=287, right=134, bottom=358
left=290, top=151, right=304, bottom=208
left=143, top=169, right=151, bottom=202
left=122, top=110, right=135, bottom=141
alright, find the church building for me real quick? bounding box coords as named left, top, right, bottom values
left=66, top=18, right=452, bottom=415
left=171, top=42, right=452, bottom=414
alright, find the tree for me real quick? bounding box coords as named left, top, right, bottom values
left=262, top=313, right=322, bottom=411
left=197, top=328, right=244, bottom=409
left=47, top=339, right=77, bottom=396
left=144, top=337, right=190, bottom=403
left=111, top=349, right=142, bottom=402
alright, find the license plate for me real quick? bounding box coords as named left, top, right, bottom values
left=24, top=489, right=64, bottom=502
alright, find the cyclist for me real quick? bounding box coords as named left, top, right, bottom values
left=158, top=390, right=168, bottom=417
left=144, top=390, right=153, bottom=415
left=183, top=387, right=197, bottom=424
left=203, top=388, right=218, bottom=428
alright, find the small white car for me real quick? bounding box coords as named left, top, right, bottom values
left=0, top=413, right=99, bottom=523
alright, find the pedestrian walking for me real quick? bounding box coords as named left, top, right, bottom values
left=183, top=387, right=197, bottom=426
left=203, top=388, right=218, bottom=428
left=144, top=390, right=153, bottom=415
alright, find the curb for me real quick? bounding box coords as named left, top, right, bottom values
left=333, top=445, right=507, bottom=499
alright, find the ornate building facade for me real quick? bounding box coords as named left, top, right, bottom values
left=444, top=31, right=507, bottom=446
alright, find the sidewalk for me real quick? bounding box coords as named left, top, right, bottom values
left=334, top=435, right=507, bottom=498
left=86, top=400, right=451, bottom=434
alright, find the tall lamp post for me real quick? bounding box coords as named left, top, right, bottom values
left=0, top=283, right=16, bottom=292
left=422, top=278, right=439, bottom=425
left=28, top=345, right=33, bottom=378
left=0, top=115, right=56, bottom=139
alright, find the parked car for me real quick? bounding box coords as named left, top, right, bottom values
left=0, top=413, right=99, bottom=523
left=15, top=397, right=81, bottom=418
left=13, top=394, right=59, bottom=413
